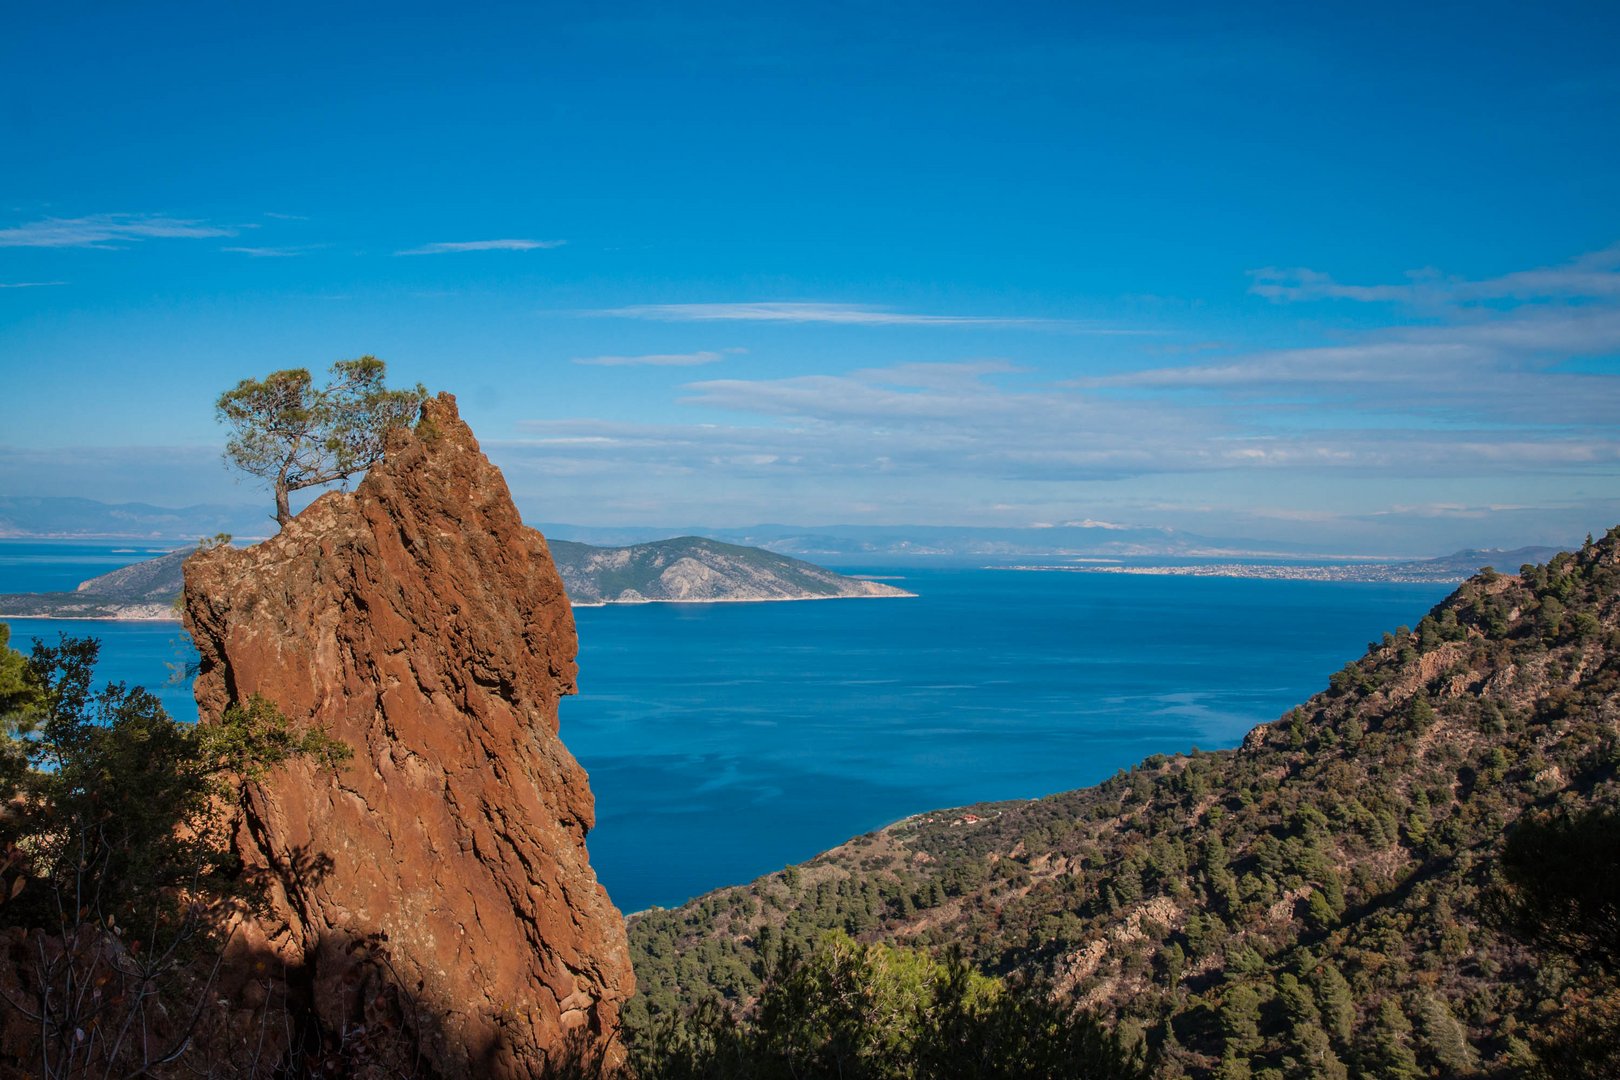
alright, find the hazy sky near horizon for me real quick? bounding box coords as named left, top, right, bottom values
left=3, top=1, right=1619, bottom=552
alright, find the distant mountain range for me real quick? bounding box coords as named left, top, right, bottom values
left=0, top=496, right=274, bottom=541
left=0, top=536, right=909, bottom=620
left=1, top=498, right=1300, bottom=557
left=0, top=496, right=1581, bottom=568
left=1005, top=545, right=1569, bottom=584
left=534, top=521, right=1335, bottom=564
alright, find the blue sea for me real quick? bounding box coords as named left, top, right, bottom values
left=1, top=540, right=1453, bottom=914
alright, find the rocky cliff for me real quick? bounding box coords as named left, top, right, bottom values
left=183, top=393, right=632, bottom=1077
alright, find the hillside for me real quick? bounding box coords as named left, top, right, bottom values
left=627, top=530, right=1620, bottom=1076
left=0, top=537, right=909, bottom=619
left=549, top=536, right=912, bottom=604
left=0, top=548, right=188, bottom=619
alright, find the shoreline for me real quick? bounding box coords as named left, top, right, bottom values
left=995, top=564, right=1472, bottom=584
left=535, top=589, right=918, bottom=609
left=3, top=590, right=918, bottom=622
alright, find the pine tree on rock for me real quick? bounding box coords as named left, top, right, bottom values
left=216, top=356, right=426, bottom=525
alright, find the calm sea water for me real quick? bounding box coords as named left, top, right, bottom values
left=1, top=540, right=1452, bottom=913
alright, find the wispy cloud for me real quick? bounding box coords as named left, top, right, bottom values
left=395, top=238, right=565, bottom=255
left=513, top=365, right=1620, bottom=488
left=222, top=245, right=320, bottom=258
left=1077, top=305, right=1620, bottom=427
left=0, top=443, right=245, bottom=505
left=0, top=214, right=234, bottom=249
left=574, top=347, right=747, bottom=367
left=510, top=247, right=1620, bottom=506
left=1250, top=242, right=1620, bottom=305
left=588, top=301, right=1096, bottom=329
left=0, top=281, right=67, bottom=288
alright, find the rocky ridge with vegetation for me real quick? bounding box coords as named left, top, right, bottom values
left=626, top=530, right=1620, bottom=1077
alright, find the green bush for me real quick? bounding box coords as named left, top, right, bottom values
left=0, top=633, right=349, bottom=1078
left=627, top=930, right=1147, bottom=1080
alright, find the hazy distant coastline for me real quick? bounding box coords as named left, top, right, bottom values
left=1000, top=544, right=1566, bottom=585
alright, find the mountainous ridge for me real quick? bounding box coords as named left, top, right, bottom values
left=10, top=496, right=1569, bottom=564
left=626, top=529, right=1620, bottom=1077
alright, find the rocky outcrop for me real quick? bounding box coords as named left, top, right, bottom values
left=183, top=393, right=632, bottom=1077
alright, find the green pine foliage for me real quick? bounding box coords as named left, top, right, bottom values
left=626, top=527, right=1620, bottom=1077
left=1485, top=803, right=1620, bottom=1078
left=627, top=930, right=1147, bottom=1080
left=0, top=634, right=350, bottom=937
left=0, top=633, right=352, bottom=1077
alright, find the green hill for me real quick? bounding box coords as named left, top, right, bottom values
left=627, top=530, right=1620, bottom=1077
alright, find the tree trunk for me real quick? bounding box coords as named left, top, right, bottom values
left=275, top=484, right=292, bottom=526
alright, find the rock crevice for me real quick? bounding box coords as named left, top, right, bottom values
left=184, top=392, right=632, bottom=1077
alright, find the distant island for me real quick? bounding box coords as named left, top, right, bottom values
left=0, top=535, right=911, bottom=620
left=1001, top=545, right=1566, bottom=584
left=551, top=536, right=911, bottom=604
left=0, top=549, right=189, bottom=619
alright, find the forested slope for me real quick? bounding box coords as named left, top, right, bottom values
left=628, top=529, right=1620, bottom=1077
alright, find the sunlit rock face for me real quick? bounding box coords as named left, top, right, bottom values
left=184, top=392, right=632, bottom=1078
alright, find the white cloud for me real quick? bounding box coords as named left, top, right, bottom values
left=221, top=245, right=311, bottom=257
left=1076, top=305, right=1620, bottom=427
left=530, top=239, right=1620, bottom=502
left=0, top=214, right=235, bottom=249
left=395, top=238, right=565, bottom=255
left=588, top=301, right=1094, bottom=329
left=1250, top=242, right=1620, bottom=305
left=494, top=251, right=1620, bottom=538
left=573, top=348, right=746, bottom=367
left=0, top=281, right=67, bottom=288
left=0, top=443, right=244, bottom=505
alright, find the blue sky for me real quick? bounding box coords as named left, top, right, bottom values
left=3, top=1, right=1618, bottom=552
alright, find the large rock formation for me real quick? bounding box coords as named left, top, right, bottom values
left=183, top=394, right=632, bottom=1077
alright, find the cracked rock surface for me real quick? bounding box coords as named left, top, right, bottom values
left=184, top=393, right=632, bottom=1078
